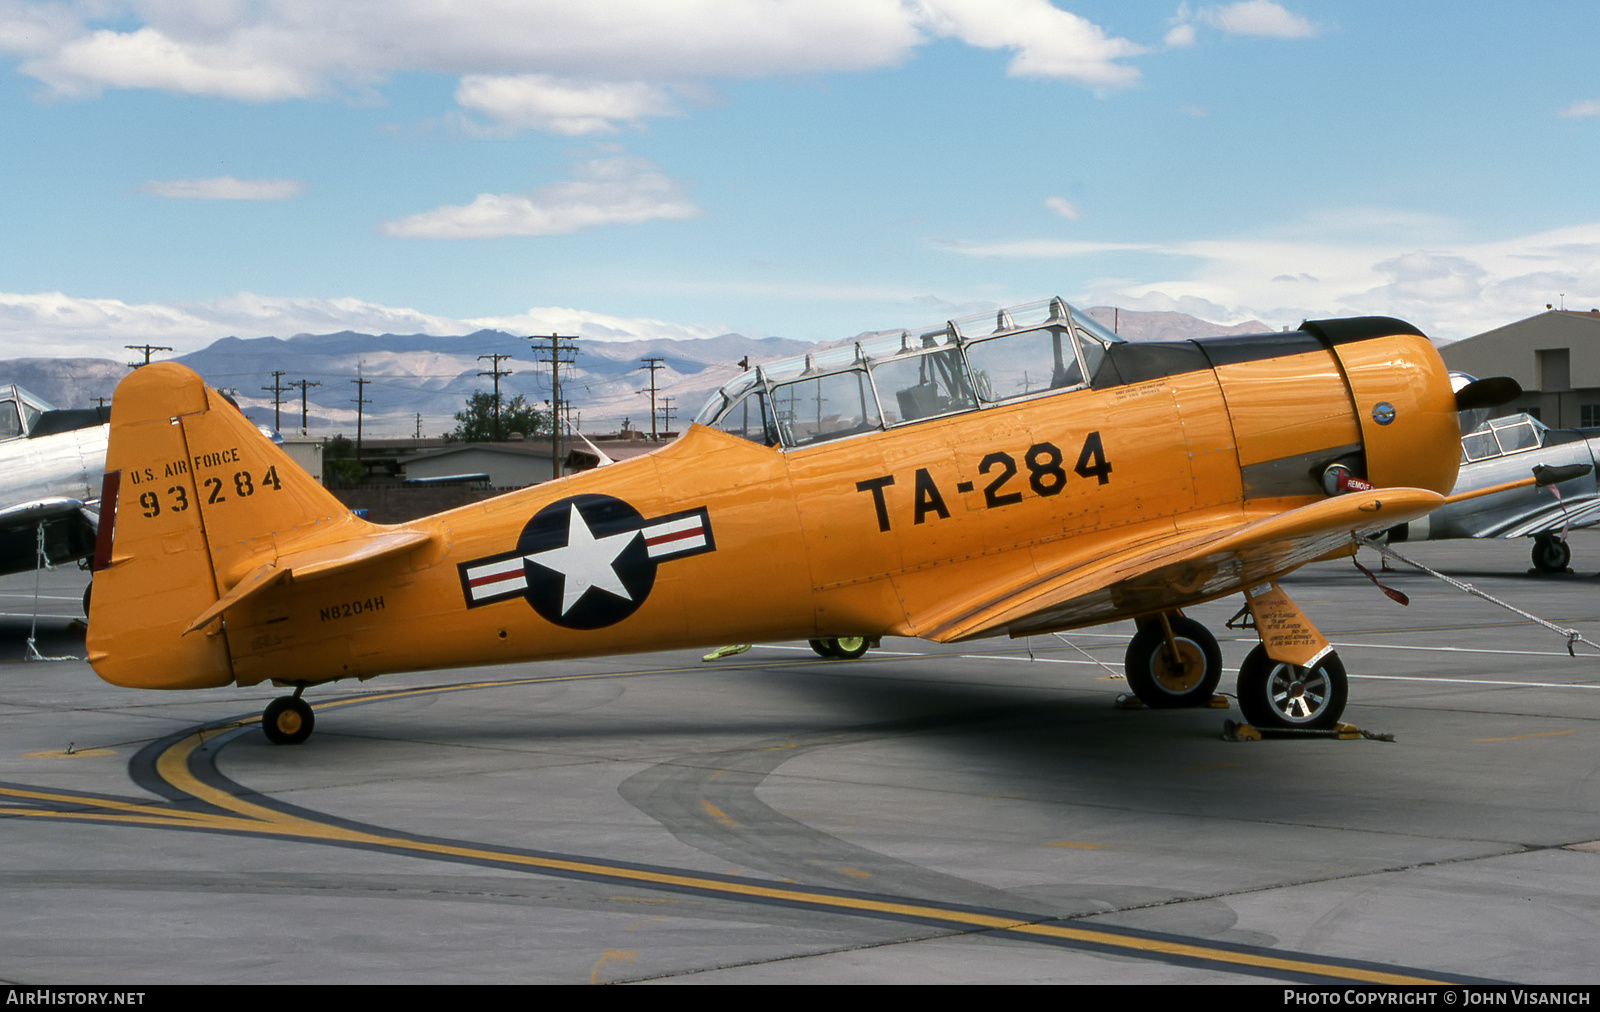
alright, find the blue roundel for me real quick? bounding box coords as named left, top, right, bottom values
left=1372, top=402, right=1396, bottom=425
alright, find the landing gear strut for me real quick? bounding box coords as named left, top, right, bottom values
left=1122, top=614, right=1223, bottom=707
left=1532, top=534, right=1571, bottom=574
left=262, top=687, right=314, bottom=745
left=1235, top=645, right=1348, bottom=730
left=809, top=636, right=870, bottom=660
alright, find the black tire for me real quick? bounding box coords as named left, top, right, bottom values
left=1236, top=644, right=1348, bottom=730
left=831, top=636, right=869, bottom=660
left=1532, top=536, right=1571, bottom=573
left=262, top=696, right=315, bottom=745
left=1123, top=616, right=1223, bottom=708
left=809, top=639, right=839, bottom=659
left=82, top=582, right=92, bottom=617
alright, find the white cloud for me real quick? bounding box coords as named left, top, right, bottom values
left=1044, top=196, right=1083, bottom=219
left=935, top=214, right=1600, bottom=340
left=916, top=0, right=1145, bottom=87
left=1560, top=99, right=1600, bottom=118
left=2, top=2, right=1145, bottom=117
left=0, top=289, right=726, bottom=359
left=24, top=25, right=320, bottom=100
left=1196, top=2, right=1319, bottom=39
left=139, top=176, right=305, bottom=200
left=381, top=156, right=700, bottom=239
left=1163, top=24, right=1197, bottom=49
left=454, top=74, right=681, bottom=135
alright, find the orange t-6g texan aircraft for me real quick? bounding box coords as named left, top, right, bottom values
left=85, top=299, right=1502, bottom=745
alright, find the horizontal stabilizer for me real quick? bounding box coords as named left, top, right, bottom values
left=185, top=527, right=433, bottom=634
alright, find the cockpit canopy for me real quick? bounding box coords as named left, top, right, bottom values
left=1460, top=412, right=1545, bottom=463
left=0, top=385, right=54, bottom=442
left=695, top=298, right=1123, bottom=448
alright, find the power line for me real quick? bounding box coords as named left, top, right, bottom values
left=350, top=372, right=371, bottom=461
left=476, top=353, right=515, bottom=442
left=530, top=333, right=578, bottom=478
left=125, top=344, right=172, bottom=369
left=638, top=357, right=665, bottom=441
left=262, top=370, right=288, bottom=431
left=287, top=379, right=321, bottom=435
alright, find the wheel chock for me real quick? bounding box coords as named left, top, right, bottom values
left=702, top=644, right=752, bottom=662
left=1114, top=692, right=1144, bottom=709
left=1223, top=720, right=1392, bottom=742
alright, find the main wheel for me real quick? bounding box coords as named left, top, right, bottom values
left=831, top=636, right=870, bottom=660
left=1123, top=616, right=1223, bottom=708
left=809, top=637, right=870, bottom=660
left=1532, top=536, right=1571, bottom=573
left=262, top=696, right=315, bottom=745
left=1235, top=645, right=1348, bottom=730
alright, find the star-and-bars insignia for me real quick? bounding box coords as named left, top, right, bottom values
left=458, top=494, right=715, bottom=630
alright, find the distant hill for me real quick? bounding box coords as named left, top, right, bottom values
left=0, top=307, right=1273, bottom=437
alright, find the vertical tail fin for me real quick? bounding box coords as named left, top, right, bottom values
left=87, top=363, right=367, bottom=689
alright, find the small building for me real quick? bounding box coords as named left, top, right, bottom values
left=1439, top=309, right=1600, bottom=428
left=402, top=442, right=559, bottom=488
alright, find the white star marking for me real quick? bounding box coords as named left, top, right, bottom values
left=524, top=505, right=640, bottom=616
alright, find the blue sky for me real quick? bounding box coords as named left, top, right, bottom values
left=1, top=1, right=1597, bottom=359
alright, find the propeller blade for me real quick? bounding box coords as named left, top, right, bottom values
left=1455, top=376, right=1521, bottom=411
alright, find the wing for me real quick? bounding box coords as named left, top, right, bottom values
left=891, top=488, right=1444, bottom=643
left=0, top=497, right=99, bottom=577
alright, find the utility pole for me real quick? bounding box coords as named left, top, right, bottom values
left=125, top=344, right=172, bottom=369
left=350, top=373, right=370, bottom=462
left=476, top=353, right=515, bottom=441
left=288, top=379, right=321, bottom=435
left=415, top=413, right=423, bottom=439
left=529, top=333, right=578, bottom=479
left=658, top=396, right=676, bottom=439
left=638, top=357, right=665, bottom=440
left=262, top=370, right=288, bottom=431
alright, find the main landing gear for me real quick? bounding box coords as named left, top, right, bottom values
left=1122, top=614, right=1223, bottom=707
left=1532, top=534, right=1572, bottom=574
left=810, top=636, right=871, bottom=660
left=1234, top=645, right=1348, bottom=730
left=262, top=687, right=314, bottom=745
left=1121, top=607, right=1350, bottom=730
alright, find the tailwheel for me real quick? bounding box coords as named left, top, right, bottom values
left=1235, top=644, right=1348, bottom=730
left=1123, top=615, right=1223, bottom=708
left=1532, top=535, right=1571, bottom=573
left=262, top=695, right=315, bottom=745
left=809, top=637, right=870, bottom=660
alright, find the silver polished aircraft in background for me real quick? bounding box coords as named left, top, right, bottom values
left=0, top=384, right=110, bottom=583
left=1388, top=404, right=1600, bottom=572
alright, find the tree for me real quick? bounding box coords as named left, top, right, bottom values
left=323, top=434, right=366, bottom=488
left=449, top=391, right=549, bottom=442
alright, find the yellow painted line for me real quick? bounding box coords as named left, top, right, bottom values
left=590, top=949, right=637, bottom=984
left=700, top=799, right=738, bottom=828
left=0, top=784, right=234, bottom=825
left=143, top=733, right=1455, bottom=984
left=22, top=749, right=116, bottom=758
left=1470, top=730, right=1576, bottom=743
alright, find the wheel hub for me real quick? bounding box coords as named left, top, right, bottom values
left=1153, top=641, right=1204, bottom=692
left=277, top=711, right=303, bottom=735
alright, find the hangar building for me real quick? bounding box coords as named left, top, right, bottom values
left=1439, top=309, right=1600, bottom=428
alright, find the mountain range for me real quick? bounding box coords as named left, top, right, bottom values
left=1, top=307, right=1272, bottom=438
